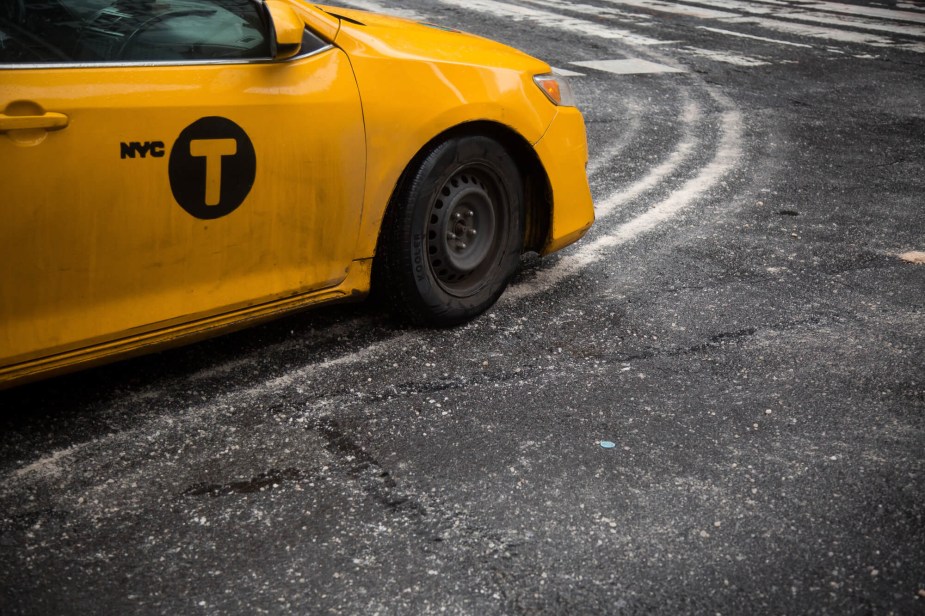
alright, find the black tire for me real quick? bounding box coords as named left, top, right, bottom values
left=375, top=134, right=525, bottom=326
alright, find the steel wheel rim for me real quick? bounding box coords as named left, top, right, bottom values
left=426, top=165, right=507, bottom=296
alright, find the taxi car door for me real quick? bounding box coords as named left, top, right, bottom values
left=0, top=0, right=366, bottom=366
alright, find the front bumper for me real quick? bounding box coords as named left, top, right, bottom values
left=533, top=106, right=595, bottom=255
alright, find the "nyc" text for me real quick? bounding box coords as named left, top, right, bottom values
left=120, top=141, right=166, bottom=159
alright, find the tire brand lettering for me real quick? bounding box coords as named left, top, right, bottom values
left=413, top=233, right=426, bottom=281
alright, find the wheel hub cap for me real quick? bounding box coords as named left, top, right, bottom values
left=427, top=171, right=498, bottom=290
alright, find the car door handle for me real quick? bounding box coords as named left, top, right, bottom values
left=0, top=112, right=69, bottom=132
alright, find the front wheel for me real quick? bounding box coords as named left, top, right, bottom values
left=375, top=135, right=525, bottom=326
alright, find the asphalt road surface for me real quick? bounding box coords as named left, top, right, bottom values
left=2, top=0, right=924, bottom=614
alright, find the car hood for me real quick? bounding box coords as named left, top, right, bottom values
left=314, top=4, right=551, bottom=74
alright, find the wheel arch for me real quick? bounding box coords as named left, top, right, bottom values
left=374, top=121, right=552, bottom=265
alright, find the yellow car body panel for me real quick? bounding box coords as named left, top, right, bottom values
left=1, top=50, right=366, bottom=372
left=325, top=8, right=566, bottom=259
left=533, top=107, right=596, bottom=254
left=0, top=0, right=594, bottom=387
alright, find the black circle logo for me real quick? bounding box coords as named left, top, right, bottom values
left=168, top=116, right=256, bottom=220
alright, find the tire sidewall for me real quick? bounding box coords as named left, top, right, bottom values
left=403, top=136, right=524, bottom=324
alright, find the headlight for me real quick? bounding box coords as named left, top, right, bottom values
left=533, top=72, right=577, bottom=107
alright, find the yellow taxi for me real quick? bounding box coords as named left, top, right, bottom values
left=0, top=0, right=594, bottom=386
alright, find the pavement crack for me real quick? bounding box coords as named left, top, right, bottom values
left=311, top=419, right=425, bottom=516
left=182, top=468, right=308, bottom=497
left=706, top=327, right=759, bottom=346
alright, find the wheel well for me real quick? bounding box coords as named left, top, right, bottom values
left=377, top=121, right=552, bottom=258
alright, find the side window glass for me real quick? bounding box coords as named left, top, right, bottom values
left=0, top=0, right=271, bottom=64
left=296, top=23, right=327, bottom=58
